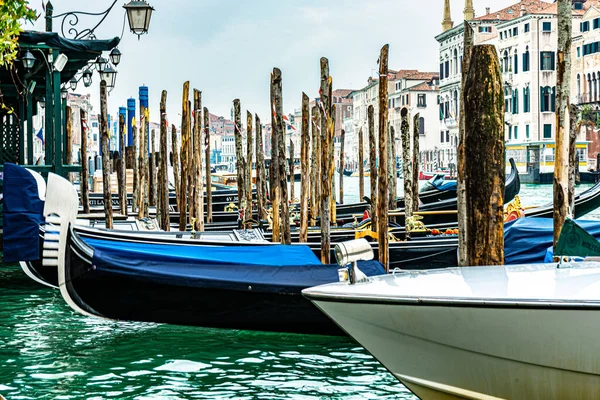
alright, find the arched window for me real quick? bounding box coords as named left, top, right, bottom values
left=593, top=73, right=597, bottom=101
left=523, top=87, right=530, bottom=113
left=588, top=73, right=592, bottom=101
left=512, top=89, right=519, bottom=114
left=419, top=117, right=425, bottom=135
left=453, top=48, right=458, bottom=75
left=514, top=49, right=518, bottom=74
left=577, top=74, right=581, bottom=97
left=503, top=51, right=509, bottom=72
left=453, top=90, right=458, bottom=117
left=541, top=86, right=551, bottom=112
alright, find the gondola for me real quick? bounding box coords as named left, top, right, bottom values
left=45, top=172, right=385, bottom=335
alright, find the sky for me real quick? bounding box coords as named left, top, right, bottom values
left=29, top=0, right=525, bottom=124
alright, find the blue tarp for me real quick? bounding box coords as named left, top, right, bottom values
left=431, top=179, right=457, bottom=192
left=3, top=163, right=45, bottom=262
left=504, top=218, right=600, bottom=265
left=85, top=237, right=386, bottom=294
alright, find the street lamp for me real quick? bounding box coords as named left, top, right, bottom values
left=95, top=55, right=108, bottom=72
left=100, top=64, right=117, bottom=89
left=82, top=68, right=93, bottom=87
left=61, top=88, right=68, bottom=99
left=22, top=50, right=36, bottom=70
left=109, top=47, right=121, bottom=66
left=123, top=0, right=155, bottom=38
left=69, top=77, right=78, bottom=91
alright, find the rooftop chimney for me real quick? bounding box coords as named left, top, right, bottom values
left=486, top=7, right=490, bottom=15
left=520, top=4, right=527, bottom=17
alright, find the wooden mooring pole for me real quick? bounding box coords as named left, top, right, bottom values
left=412, top=114, right=420, bottom=211
left=270, top=72, right=281, bottom=243
left=150, top=129, right=157, bottom=207
left=100, top=80, right=113, bottom=229
left=300, top=93, right=310, bottom=243
left=358, top=127, right=364, bottom=201
left=233, top=99, right=246, bottom=223
left=320, top=57, right=333, bottom=263
left=65, top=106, right=73, bottom=182
left=255, top=114, right=267, bottom=222
left=179, top=82, right=190, bottom=231
left=274, top=68, right=290, bottom=244
left=160, top=90, right=170, bottom=231
left=246, top=110, right=254, bottom=226
left=132, top=121, right=139, bottom=213
left=171, top=123, right=180, bottom=221
left=118, top=113, right=127, bottom=215
left=554, top=0, right=572, bottom=247
left=339, top=128, right=345, bottom=204
left=376, top=44, right=390, bottom=269
left=194, top=90, right=204, bottom=232
left=388, top=124, right=396, bottom=210
left=80, top=109, right=90, bottom=214
left=463, top=44, right=505, bottom=266
left=289, top=138, right=295, bottom=203
left=401, top=108, right=412, bottom=228
left=204, top=107, right=212, bottom=223
left=310, top=106, right=320, bottom=227
left=457, top=21, right=474, bottom=266
left=368, top=104, right=377, bottom=231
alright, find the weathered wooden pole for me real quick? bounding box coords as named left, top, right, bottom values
left=246, top=110, right=254, bottom=225
left=204, top=107, right=212, bottom=223
left=160, top=90, right=170, bottom=231
left=99, top=80, right=113, bottom=228
left=179, top=82, right=190, bottom=231
left=255, top=114, right=267, bottom=222
left=118, top=113, right=127, bottom=215
left=401, top=108, right=412, bottom=228
left=463, top=44, right=505, bottom=266
left=388, top=124, right=396, bottom=210
left=270, top=72, right=281, bottom=243
left=568, top=104, right=578, bottom=211
left=150, top=129, right=158, bottom=207
left=328, top=105, right=337, bottom=226
left=412, top=114, right=420, bottom=211
left=300, top=92, right=310, bottom=243
left=274, top=68, right=290, bottom=244
left=193, top=90, right=204, bottom=232
left=368, top=104, right=377, bottom=231
left=186, top=99, right=194, bottom=226
left=554, top=0, right=572, bottom=247
left=457, top=21, right=474, bottom=266
left=65, top=106, right=73, bottom=182
left=320, top=57, right=333, bottom=263
left=377, top=44, right=390, bottom=269
left=137, top=109, right=145, bottom=218
left=358, top=127, right=365, bottom=201
left=289, top=138, right=295, bottom=203
left=233, top=99, right=246, bottom=224
left=310, top=106, right=320, bottom=226
left=171, top=123, right=180, bottom=218
left=339, top=128, right=345, bottom=204
left=132, top=121, right=139, bottom=213
left=80, top=109, right=90, bottom=213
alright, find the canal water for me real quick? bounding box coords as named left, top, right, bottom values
left=1, top=177, right=598, bottom=399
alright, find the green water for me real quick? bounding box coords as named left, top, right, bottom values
left=0, top=267, right=414, bottom=399
left=2, top=179, right=599, bottom=399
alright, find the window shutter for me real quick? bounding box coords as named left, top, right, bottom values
left=540, top=87, right=545, bottom=112
left=551, top=52, right=556, bottom=70
left=551, top=87, right=556, bottom=112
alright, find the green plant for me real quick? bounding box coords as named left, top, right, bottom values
left=0, top=0, right=38, bottom=67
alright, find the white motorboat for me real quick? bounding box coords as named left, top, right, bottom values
left=303, top=262, right=600, bottom=399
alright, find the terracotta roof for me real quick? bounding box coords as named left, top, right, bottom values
left=408, top=82, right=439, bottom=92
left=332, top=89, right=353, bottom=97
left=530, top=0, right=591, bottom=15
left=473, top=0, right=549, bottom=21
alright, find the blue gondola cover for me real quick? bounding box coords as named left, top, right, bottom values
left=85, top=237, right=385, bottom=294
left=3, top=163, right=45, bottom=262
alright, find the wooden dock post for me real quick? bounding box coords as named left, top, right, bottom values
left=65, top=106, right=73, bottom=182
left=388, top=124, right=396, bottom=210
left=368, top=104, right=377, bottom=231
left=179, top=82, right=190, bottom=231
left=80, top=109, right=90, bottom=214
left=132, top=121, right=138, bottom=213
left=186, top=99, right=194, bottom=227
left=320, top=57, right=333, bottom=263
left=554, top=0, right=572, bottom=246
left=160, top=90, right=170, bottom=231
left=457, top=21, right=474, bottom=266
left=401, top=108, right=412, bottom=227
left=300, top=93, right=310, bottom=243
left=273, top=68, right=290, bottom=244
left=193, top=89, right=204, bottom=232
left=568, top=104, right=578, bottom=211
left=339, top=128, right=345, bottom=204
left=270, top=72, right=281, bottom=243
left=412, top=114, right=420, bottom=211
left=171, top=123, right=180, bottom=220
left=255, top=114, right=267, bottom=222
left=289, top=138, right=295, bottom=203
left=376, top=44, right=390, bottom=269
left=358, top=127, right=364, bottom=201
left=310, top=106, right=319, bottom=227
left=137, top=109, right=145, bottom=218
left=204, top=107, right=212, bottom=223
left=246, top=110, right=254, bottom=226
left=99, top=80, right=113, bottom=229
left=233, top=99, right=246, bottom=224
left=463, top=44, right=505, bottom=266
left=150, top=129, right=157, bottom=207
left=118, top=113, right=127, bottom=215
